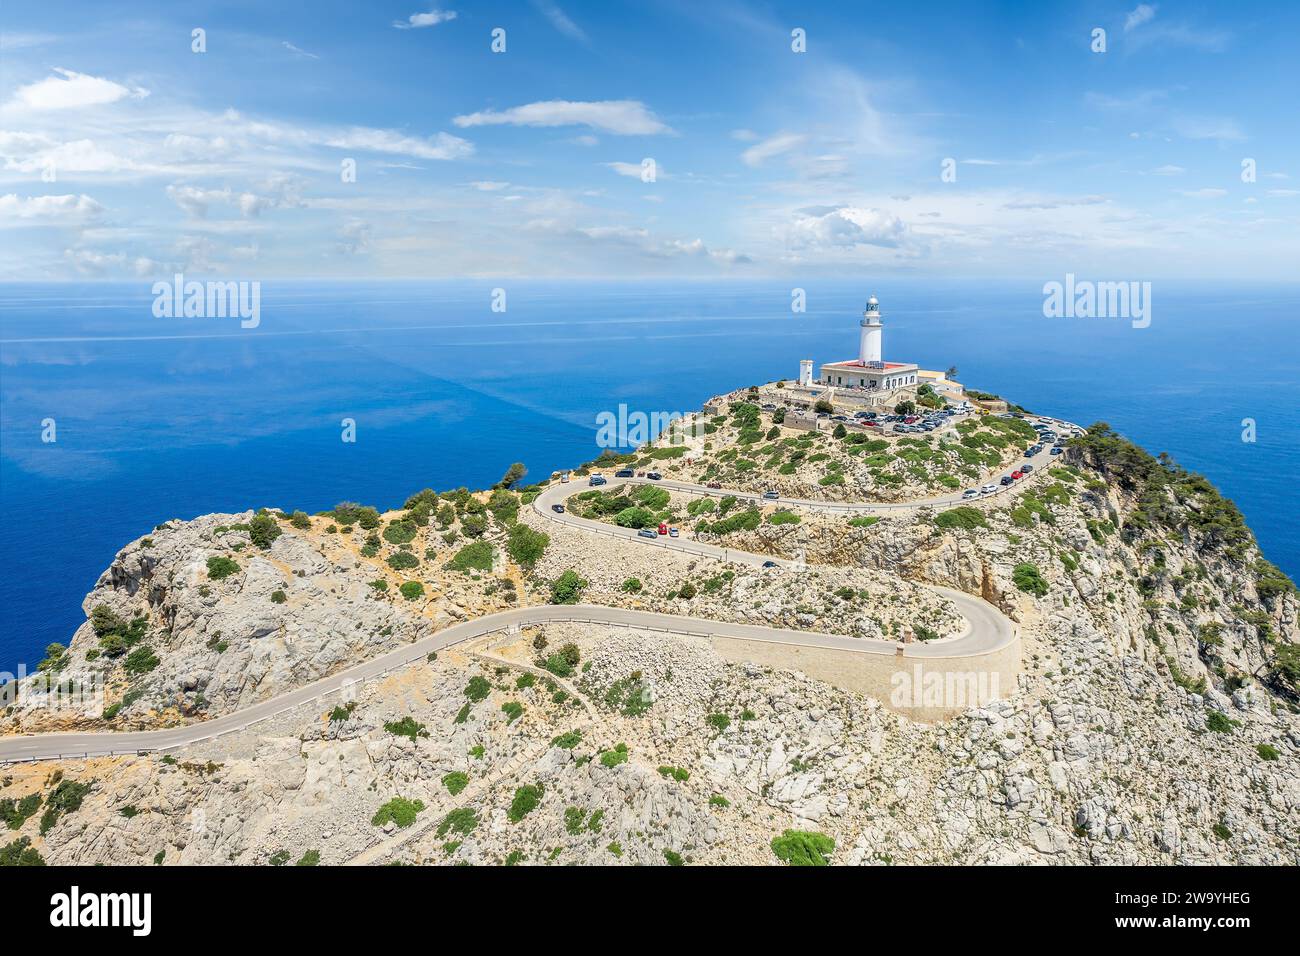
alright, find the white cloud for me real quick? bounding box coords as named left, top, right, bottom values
left=8, top=68, right=149, bottom=111
left=453, top=100, right=672, bottom=135
left=0, top=192, right=103, bottom=223
left=323, top=127, right=473, bottom=160
left=468, top=181, right=510, bottom=191
left=1150, top=164, right=1185, bottom=176
left=741, top=133, right=805, bottom=167
left=1171, top=116, right=1243, bottom=142
left=532, top=1, right=588, bottom=43
left=603, top=161, right=660, bottom=179
left=1124, top=4, right=1157, bottom=32
left=1266, top=189, right=1299, bottom=198
left=786, top=205, right=907, bottom=250
left=730, top=129, right=759, bottom=142
left=282, top=41, right=319, bottom=59
left=1180, top=188, right=1228, bottom=198
left=394, top=9, right=457, bottom=29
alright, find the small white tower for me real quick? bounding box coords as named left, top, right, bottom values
left=859, top=295, right=883, bottom=365
left=799, top=359, right=813, bottom=385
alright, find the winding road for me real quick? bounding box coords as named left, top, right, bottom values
left=0, top=417, right=1071, bottom=764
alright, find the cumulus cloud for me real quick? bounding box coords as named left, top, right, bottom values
left=7, top=68, right=148, bottom=111
left=453, top=100, right=672, bottom=135
left=0, top=192, right=103, bottom=223
left=393, top=8, right=457, bottom=29
left=786, top=206, right=907, bottom=250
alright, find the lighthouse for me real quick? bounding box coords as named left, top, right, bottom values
left=859, top=295, right=883, bottom=365
left=820, top=293, right=918, bottom=392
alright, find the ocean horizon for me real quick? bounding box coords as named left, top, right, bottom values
left=2, top=277, right=1297, bottom=673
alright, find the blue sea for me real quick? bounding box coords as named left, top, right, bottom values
left=2, top=279, right=1297, bottom=673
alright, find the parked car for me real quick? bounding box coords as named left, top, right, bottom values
left=1000, top=476, right=1015, bottom=486
left=668, top=527, right=679, bottom=538
left=637, top=528, right=656, bottom=538
left=761, top=560, right=778, bottom=568
left=614, top=469, right=634, bottom=478
left=1021, top=464, right=1034, bottom=473
left=1050, top=447, right=1063, bottom=456
left=1011, top=470, right=1024, bottom=480
left=646, top=472, right=662, bottom=481
left=962, top=488, right=979, bottom=500
left=762, top=490, right=780, bottom=500
left=981, top=483, right=998, bottom=494
left=588, top=475, right=606, bottom=486
left=707, top=481, right=723, bottom=489
left=560, top=473, right=570, bottom=483
left=657, top=522, right=668, bottom=535
left=551, top=504, right=565, bottom=513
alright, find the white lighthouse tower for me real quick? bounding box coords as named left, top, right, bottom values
left=859, top=294, right=883, bottom=365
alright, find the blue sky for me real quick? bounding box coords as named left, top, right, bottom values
left=1, top=0, right=1296, bottom=279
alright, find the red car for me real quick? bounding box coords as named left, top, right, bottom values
left=657, top=522, right=668, bottom=535
left=1011, top=470, right=1024, bottom=480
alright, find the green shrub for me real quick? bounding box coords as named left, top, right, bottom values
left=206, top=556, right=240, bottom=580
left=384, top=716, right=429, bottom=741
left=508, top=784, right=544, bottom=823
left=371, top=797, right=425, bottom=829
left=123, top=645, right=160, bottom=676
left=386, top=551, right=419, bottom=571
left=399, top=581, right=424, bottom=601
left=621, top=577, right=643, bottom=593
left=1205, top=710, right=1236, bottom=733
left=0, top=793, right=41, bottom=830
left=270, top=589, right=287, bottom=604
left=933, top=507, right=987, bottom=531
left=770, top=829, right=835, bottom=866
left=506, top=524, right=549, bottom=568
left=464, top=676, right=491, bottom=702
left=706, top=712, right=730, bottom=733
left=501, top=701, right=524, bottom=723
left=551, top=730, right=582, bottom=749
left=447, top=541, right=495, bottom=573
left=1012, top=562, right=1049, bottom=597
left=1256, top=743, right=1280, bottom=761
left=549, top=570, right=588, bottom=605
left=382, top=519, right=418, bottom=545
left=437, top=807, right=479, bottom=837
left=767, top=510, right=800, bottom=525
left=442, top=771, right=469, bottom=795
left=295, top=849, right=320, bottom=866
left=0, top=836, right=44, bottom=866
left=599, top=743, right=629, bottom=768
left=248, top=511, right=282, bottom=549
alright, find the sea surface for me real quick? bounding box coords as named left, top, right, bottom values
left=1, top=279, right=1297, bottom=673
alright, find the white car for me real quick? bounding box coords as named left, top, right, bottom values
left=961, top=488, right=979, bottom=500
left=980, top=483, right=998, bottom=495
left=560, top=473, right=570, bottom=483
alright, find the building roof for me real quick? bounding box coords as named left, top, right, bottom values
left=820, top=359, right=917, bottom=371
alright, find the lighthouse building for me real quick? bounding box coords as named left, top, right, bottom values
left=817, top=295, right=918, bottom=391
